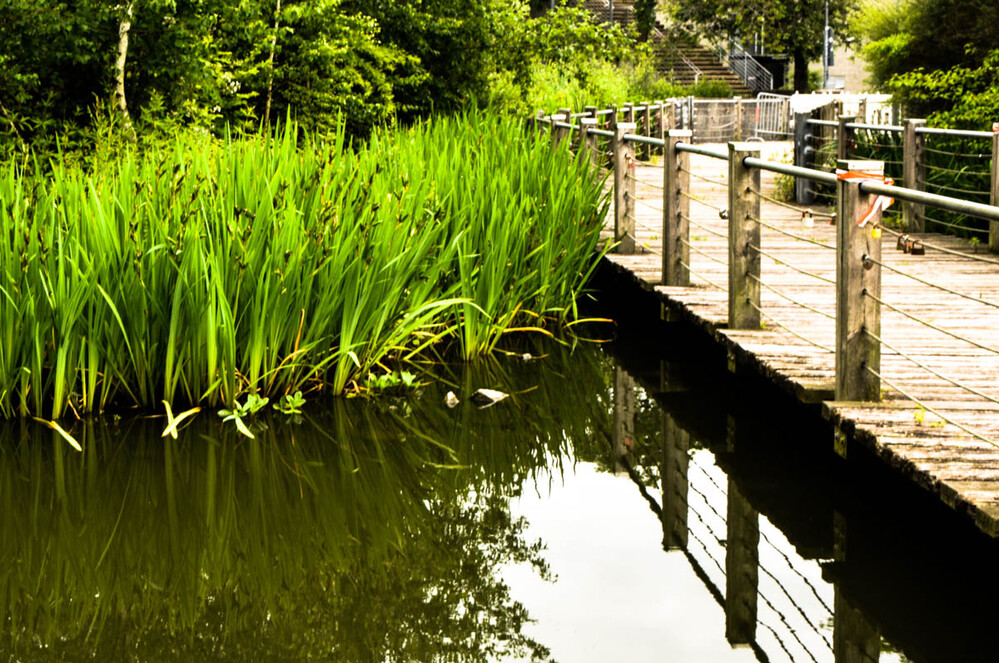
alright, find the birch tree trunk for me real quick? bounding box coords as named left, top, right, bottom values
left=115, top=1, right=136, bottom=138
left=264, top=0, right=282, bottom=127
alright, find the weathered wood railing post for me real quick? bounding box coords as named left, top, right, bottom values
left=733, top=97, right=744, bottom=141
left=654, top=100, right=666, bottom=155
left=664, top=130, right=692, bottom=285
left=607, top=104, right=618, bottom=131
left=613, top=121, right=637, bottom=254
left=549, top=113, right=567, bottom=147
left=991, top=127, right=999, bottom=252
left=622, top=102, right=634, bottom=124
left=836, top=160, right=885, bottom=402
left=728, top=142, right=762, bottom=329
left=584, top=105, right=597, bottom=119
left=579, top=118, right=599, bottom=169
left=838, top=115, right=856, bottom=161
left=639, top=101, right=652, bottom=161
left=903, top=118, right=927, bottom=232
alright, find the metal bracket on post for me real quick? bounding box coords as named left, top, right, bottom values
left=728, top=142, right=763, bottom=329
left=664, top=130, right=692, bottom=286
left=613, top=122, right=638, bottom=254
left=904, top=119, right=927, bottom=233
left=836, top=159, right=885, bottom=402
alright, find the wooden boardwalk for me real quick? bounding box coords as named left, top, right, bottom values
left=601, top=145, right=999, bottom=537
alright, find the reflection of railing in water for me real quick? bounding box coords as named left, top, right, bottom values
left=611, top=364, right=879, bottom=663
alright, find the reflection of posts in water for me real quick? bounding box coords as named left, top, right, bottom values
left=660, top=410, right=689, bottom=550
left=612, top=366, right=636, bottom=475
left=725, top=477, right=760, bottom=645
left=833, top=512, right=881, bottom=663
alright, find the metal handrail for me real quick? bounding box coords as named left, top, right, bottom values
left=717, top=38, right=773, bottom=92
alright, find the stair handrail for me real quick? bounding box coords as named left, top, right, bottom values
left=716, top=38, right=773, bottom=92
left=650, top=25, right=702, bottom=83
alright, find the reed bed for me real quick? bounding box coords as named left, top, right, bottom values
left=0, top=112, right=608, bottom=418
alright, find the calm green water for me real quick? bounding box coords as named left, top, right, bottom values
left=1, top=320, right=998, bottom=662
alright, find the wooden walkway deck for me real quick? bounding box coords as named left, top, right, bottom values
left=600, top=145, right=999, bottom=537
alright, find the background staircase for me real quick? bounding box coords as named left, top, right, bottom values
left=578, top=0, right=755, bottom=97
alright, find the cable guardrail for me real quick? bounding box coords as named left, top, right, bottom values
left=540, top=107, right=999, bottom=446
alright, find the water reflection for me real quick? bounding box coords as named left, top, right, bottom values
left=3, top=329, right=999, bottom=661
left=599, top=345, right=999, bottom=663
left=0, top=342, right=614, bottom=661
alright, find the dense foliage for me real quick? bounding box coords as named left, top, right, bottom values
left=0, top=1, right=661, bottom=147
left=0, top=113, right=608, bottom=418
left=852, top=0, right=999, bottom=124
left=852, top=0, right=999, bottom=92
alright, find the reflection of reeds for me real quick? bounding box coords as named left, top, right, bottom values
left=0, top=341, right=616, bottom=659
left=0, top=112, right=608, bottom=419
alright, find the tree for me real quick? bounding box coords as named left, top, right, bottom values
left=852, top=0, right=999, bottom=91
left=669, top=0, right=855, bottom=92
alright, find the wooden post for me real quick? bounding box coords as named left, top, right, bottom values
left=664, top=130, right=692, bottom=285
left=607, top=104, right=618, bottom=131
left=903, top=119, right=926, bottom=233
left=729, top=142, right=763, bottom=329
left=579, top=118, right=599, bottom=169
left=838, top=115, right=857, bottom=161
left=622, top=102, right=634, bottom=123
left=549, top=113, right=567, bottom=147
left=584, top=105, right=597, bottom=119
left=641, top=101, right=652, bottom=161
left=613, top=121, right=637, bottom=254
left=858, top=98, right=868, bottom=123
left=660, top=409, right=689, bottom=550
left=654, top=99, right=666, bottom=155
left=836, top=159, right=885, bottom=402
left=733, top=97, right=744, bottom=141
left=990, top=128, right=999, bottom=252
left=725, top=478, right=760, bottom=645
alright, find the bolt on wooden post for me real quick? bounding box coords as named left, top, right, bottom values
left=613, top=122, right=637, bottom=254
left=991, top=129, right=999, bottom=252
left=903, top=118, right=927, bottom=233
left=728, top=142, right=762, bottom=329
left=836, top=159, right=885, bottom=402
left=579, top=118, right=599, bottom=170
left=664, top=130, right=692, bottom=285
left=838, top=115, right=857, bottom=161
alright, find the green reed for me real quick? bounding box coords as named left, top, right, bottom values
left=0, top=112, right=608, bottom=418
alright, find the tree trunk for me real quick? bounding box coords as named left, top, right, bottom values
left=264, top=0, right=282, bottom=127
left=793, top=47, right=809, bottom=93
left=115, top=1, right=136, bottom=139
